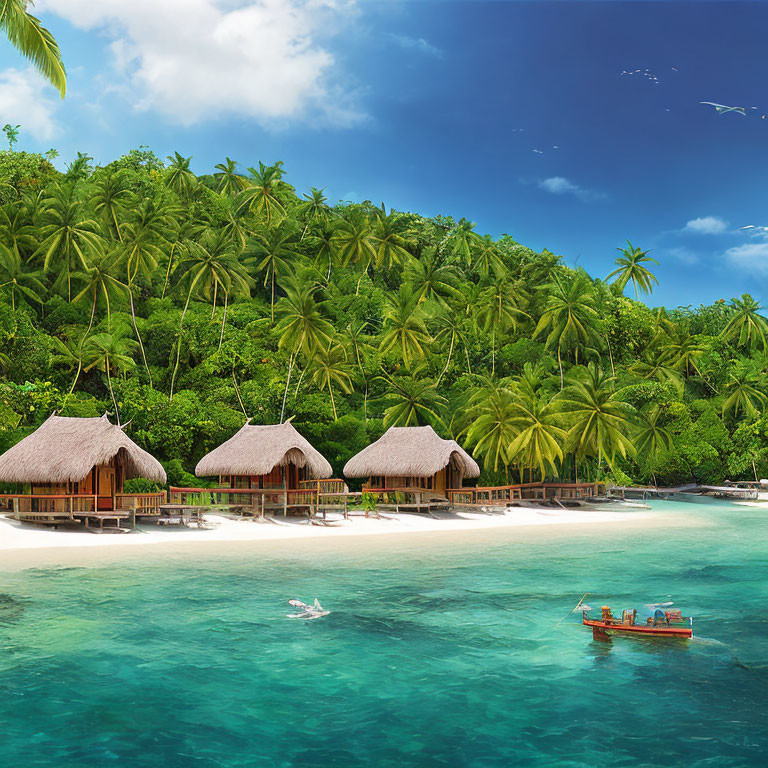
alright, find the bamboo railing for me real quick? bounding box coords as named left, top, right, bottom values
left=446, top=482, right=602, bottom=506
left=168, top=480, right=351, bottom=516
left=0, top=491, right=166, bottom=525
left=115, top=492, right=167, bottom=515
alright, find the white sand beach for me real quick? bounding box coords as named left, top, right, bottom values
left=0, top=502, right=702, bottom=570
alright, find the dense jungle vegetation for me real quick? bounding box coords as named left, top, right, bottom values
left=0, top=145, right=766, bottom=489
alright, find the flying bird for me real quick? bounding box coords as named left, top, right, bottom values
left=532, top=149, right=544, bottom=154
left=700, top=102, right=748, bottom=116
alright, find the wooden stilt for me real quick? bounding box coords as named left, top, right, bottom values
left=282, top=466, right=288, bottom=517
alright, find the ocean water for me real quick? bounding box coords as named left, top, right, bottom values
left=1, top=499, right=767, bottom=767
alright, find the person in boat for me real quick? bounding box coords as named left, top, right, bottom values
left=286, top=598, right=330, bottom=619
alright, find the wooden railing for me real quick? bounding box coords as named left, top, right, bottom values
left=0, top=491, right=167, bottom=524
left=361, top=486, right=448, bottom=511
left=0, top=493, right=97, bottom=523
left=299, top=478, right=348, bottom=495
left=447, top=482, right=602, bottom=506
left=115, top=492, right=166, bottom=515
left=168, top=481, right=364, bottom=517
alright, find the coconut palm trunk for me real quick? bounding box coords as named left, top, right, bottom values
left=280, top=353, right=295, bottom=422
left=169, top=272, right=203, bottom=400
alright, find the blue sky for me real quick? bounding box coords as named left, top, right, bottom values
left=2, top=1, right=768, bottom=309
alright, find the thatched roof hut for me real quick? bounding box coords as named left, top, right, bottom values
left=343, top=425, right=480, bottom=479
left=0, top=414, right=166, bottom=484
left=195, top=422, right=333, bottom=479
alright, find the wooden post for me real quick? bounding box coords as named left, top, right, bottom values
left=282, top=466, right=288, bottom=516
left=12, top=497, right=19, bottom=520
left=130, top=500, right=137, bottom=531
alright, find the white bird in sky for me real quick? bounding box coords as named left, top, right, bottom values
left=532, top=149, right=543, bottom=154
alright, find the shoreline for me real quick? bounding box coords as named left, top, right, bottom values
left=0, top=504, right=700, bottom=570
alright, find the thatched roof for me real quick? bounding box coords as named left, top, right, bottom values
left=0, top=414, right=166, bottom=484
left=195, top=422, right=333, bottom=479
left=343, top=425, right=480, bottom=479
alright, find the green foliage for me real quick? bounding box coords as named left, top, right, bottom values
left=0, top=145, right=764, bottom=487
left=0, top=150, right=57, bottom=201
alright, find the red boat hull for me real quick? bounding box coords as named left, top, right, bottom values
left=583, top=618, right=693, bottom=639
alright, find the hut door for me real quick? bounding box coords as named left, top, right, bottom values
left=97, top=466, right=115, bottom=510
left=287, top=464, right=298, bottom=490
left=434, top=469, right=447, bottom=497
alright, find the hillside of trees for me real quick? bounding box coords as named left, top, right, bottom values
left=0, top=145, right=766, bottom=490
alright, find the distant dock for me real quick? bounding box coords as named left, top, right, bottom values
left=608, top=482, right=760, bottom=501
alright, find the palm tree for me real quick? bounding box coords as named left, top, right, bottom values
left=379, top=285, right=431, bottom=367
left=333, top=209, right=376, bottom=291
left=473, top=234, right=505, bottom=279
left=295, top=187, right=330, bottom=238
left=721, top=361, right=767, bottom=421
left=51, top=327, right=91, bottom=400
left=607, top=240, right=658, bottom=298
left=1, top=2, right=66, bottom=97
left=245, top=224, right=300, bottom=324
left=475, top=278, right=528, bottom=375
left=308, top=341, right=353, bottom=420
left=465, top=386, right=517, bottom=477
left=506, top=387, right=566, bottom=481
left=119, top=198, right=175, bottom=383
left=274, top=284, right=334, bottom=420
left=91, top=168, right=133, bottom=241
left=634, top=406, right=672, bottom=481
left=371, top=204, right=412, bottom=271
left=431, top=304, right=471, bottom=383
left=0, top=201, right=36, bottom=260
left=213, top=157, right=247, bottom=196
left=378, top=370, right=447, bottom=428
left=72, top=248, right=128, bottom=334
left=630, top=352, right=685, bottom=396
left=0, top=242, right=44, bottom=310
left=652, top=317, right=707, bottom=380
left=65, top=152, right=93, bottom=182
left=404, top=249, right=460, bottom=304
left=534, top=270, right=600, bottom=388
left=165, top=152, right=197, bottom=197
left=2, top=123, right=19, bottom=150
left=344, top=320, right=375, bottom=419
left=34, top=186, right=102, bottom=301
left=310, top=219, right=340, bottom=282
left=235, top=161, right=287, bottom=224
left=720, top=294, right=768, bottom=353
left=559, top=364, right=636, bottom=470
left=83, top=328, right=137, bottom=422
left=445, top=218, right=481, bottom=267
left=169, top=230, right=252, bottom=399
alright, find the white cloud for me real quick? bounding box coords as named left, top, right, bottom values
left=388, top=34, right=443, bottom=58
left=38, top=0, right=363, bottom=127
left=0, top=67, right=59, bottom=141
left=667, top=246, right=699, bottom=265
left=725, top=242, right=768, bottom=275
left=537, top=176, right=603, bottom=201
left=684, top=216, right=728, bottom=235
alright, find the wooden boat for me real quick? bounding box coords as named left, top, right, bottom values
left=583, top=604, right=693, bottom=640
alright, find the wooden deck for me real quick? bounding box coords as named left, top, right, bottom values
left=168, top=479, right=353, bottom=517
left=0, top=492, right=166, bottom=528
left=447, top=482, right=603, bottom=506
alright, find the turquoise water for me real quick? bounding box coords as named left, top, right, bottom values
left=1, top=499, right=767, bottom=767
